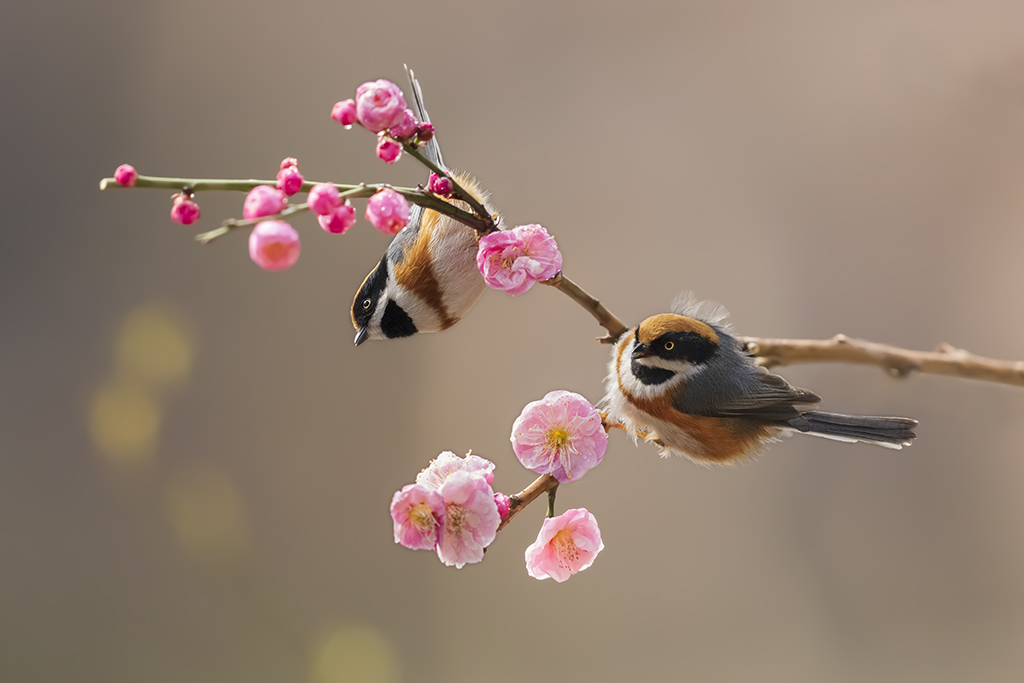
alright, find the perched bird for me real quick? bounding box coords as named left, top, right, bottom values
left=351, top=67, right=502, bottom=345
left=603, top=294, right=917, bottom=465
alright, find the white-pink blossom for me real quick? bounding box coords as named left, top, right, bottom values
left=511, top=390, right=607, bottom=483
left=390, top=483, right=445, bottom=551
left=525, top=508, right=604, bottom=582
left=416, top=451, right=495, bottom=489
left=436, top=470, right=500, bottom=568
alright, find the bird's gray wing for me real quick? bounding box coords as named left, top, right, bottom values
left=404, top=65, right=446, bottom=172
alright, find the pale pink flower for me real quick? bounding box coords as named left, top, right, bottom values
left=494, top=492, right=511, bottom=520
left=416, top=451, right=495, bottom=489
left=475, top=224, right=562, bottom=295
left=390, top=483, right=445, bottom=551
left=249, top=220, right=300, bottom=271
left=114, top=164, right=137, bottom=187
left=243, top=185, right=286, bottom=220
left=170, top=193, right=200, bottom=225
left=511, top=390, right=607, bottom=483
left=318, top=201, right=356, bottom=234
left=525, top=508, right=604, bottom=582
left=389, top=108, right=418, bottom=140
left=365, top=188, right=410, bottom=235
left=427, top=172, right=453, bottom=197
left=331, top=99, right=357, bottom=127
left=355, top=79, right=407, bottom=133
left=277, top=164, right=303, bottom=196
left=376, top=134, right=403, bottom=164
left=307, top=183, right=342, bottom=216
left=436, top=470, right=500, bottom=568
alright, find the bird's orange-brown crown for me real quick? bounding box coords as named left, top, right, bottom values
left=636, top=314, right=719, bottom=346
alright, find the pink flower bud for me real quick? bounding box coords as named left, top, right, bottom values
left=114, top=164, right=138, bottom=187
left=318, top=201, right=357, bottom=235
left=280, top=157, right=298, bottom=170
left=388, top=108, right=418, bottom=140
left=415, top=122, right=435, bottom=143
left=249, top=220, right=300, bottom=271
left=428, top=172, right=453, bottom=197
left=242, top=185, right=286, bottom=220
left=376, top=134, right=403, bottom=165
left=331, top=99, right=357, bottom=127
left=170, top=194, right=200, bottom=225
left=277, top=165, right=304, bottom=196
left=307, top=183, right=343, bottom=216
left=525, top=508, right=604, bottom=582
left=494, top=492, right=511, bottom=520
left=365, top=188, right=410, bottom=235
left=355, top=79, right=407, bottom=133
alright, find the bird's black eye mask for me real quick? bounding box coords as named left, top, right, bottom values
left=352, top=255, right=388, bottom=329
left=652, top=330, right=718, bottom=365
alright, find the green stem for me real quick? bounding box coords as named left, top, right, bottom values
left=546, top=487, right=557, bottom=518
left=402, top=145, right=497, bottom=234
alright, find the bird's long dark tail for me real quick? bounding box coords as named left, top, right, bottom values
left=790, top=412, right=918, bottom=450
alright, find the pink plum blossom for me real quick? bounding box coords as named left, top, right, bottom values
left=390, top=483, right=445, bottom=551
left=277, top=163, right=303, bottom=196
left=365, top=188, right=410, bottom=234
left=524, top=508, right=604, bottom=582
left=389, top=108, right=418, bottom=140
left=331, top=99, right=357, bottom=127
left=242, top=185, right=286, bottom=220
left=114, top=164, right=137, bottom=187
left=318, top=201, right=356, bottom=234
left=416, top=452, right=496, bottom=490
left=376, top=134, right=403, bottom=164
left=511, top=390, right=607, bottom=483
left=170, top=194, right=200, bottom=225
left=355, top=79, right=407, bottom=133
left=476, top=224, right=563, bottom=296
left=307, top=183, right=342, bottom=216
left=427, top=172, right=453, bottom=197
left=436, top=470, right=500, bottom=568
left=249, top=220, right=300, bottom=271
left=415, top=122, right=435, bottom=143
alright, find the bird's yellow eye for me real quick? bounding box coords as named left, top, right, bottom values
left=664, top=341, right=674, bottom=351
left=362, top=298, right=371, bottom=309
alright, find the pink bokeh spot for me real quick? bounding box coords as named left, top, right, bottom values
left=390, top=483, right=445, bottom=551
left=248, top=220, right=300, bottom=271
left=170, top=194, right=200, bottom=225
left=318, top=201, right=356, bottom=235
left=331, top=99, right=357, bottom=127
left=525, top=508, right=604, bottom=583
left=365, top=188, right=410, bottom=235
left=307, top=183, right=343, bottom=216
left=242, top=185, right=286, bottom=220
left=436, top=470, right=500, bottom=568
left=114, top=164, right=137, bottom=187
left=355, top=79, right=407, bottom=133
left=476, top=224, right=562, bottom=295
left=511, top=390, right=607, bottom=483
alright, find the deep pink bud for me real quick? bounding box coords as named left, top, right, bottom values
left=249, top=220, right=300, bottom=271
left=277, top=165, right=303, bottom=196
left=170, top=194, right=200, bottom=225
left=376, top=135, right=403, bottom=165
left=355, top=79, right=407, bottom=133
left=307, top=183, right=343, bottom=216
left=415, top=122, right=435, bottom=143
left=494, top=492, right=511, bottom=520
left=428, top=172, right=453, bottom=197
left=114, top=164, right=138, bottom=187
left=243, top=185, right=286, bottom=220
left=389, top=109, right=418, bottom=140
left=318, top=201, right=357, bottom=235
left=279, top=157, right=298, bottom=170
left=331, top=99, right=357, bottom=127
left=365, top=188, right=410, bottom=235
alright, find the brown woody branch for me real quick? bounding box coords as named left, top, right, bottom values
left=497, top=474, right=558, bottom=533
left=739, top=334, right=1024, bottom=387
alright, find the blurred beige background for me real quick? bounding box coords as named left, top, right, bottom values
left=3, top=1, right=1024, bottom=681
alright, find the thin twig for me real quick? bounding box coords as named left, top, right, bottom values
left=402, top=145, right=497, bottom=233
left=540, top=272, right=630, bottom=342
left=740, top=334, right=1024, bottom=387
left=497, top=474, right=559, bottom=533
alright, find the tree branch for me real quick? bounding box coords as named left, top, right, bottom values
left=497, top=474, right=558, bottom=533
left=740, top=334, right=1024, bottom=387
left=540, top=272, right=629, bottom=343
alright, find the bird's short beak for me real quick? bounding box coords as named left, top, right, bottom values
left=354, top=327, right=369, bottom=346
left=631, top=343, right=651, bottom=359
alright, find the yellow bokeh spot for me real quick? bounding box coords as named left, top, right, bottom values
left=115, top=304, right=194, bottom=387
left=89, top=379, right=161, bottom=465
left=164, top=462, right=247, bottom=565
left=312, top=625, right=399, bottom=683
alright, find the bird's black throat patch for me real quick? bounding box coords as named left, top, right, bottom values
left=381, top=300, right=417, bottom=338
left=631, top=360, right=676, bottom=385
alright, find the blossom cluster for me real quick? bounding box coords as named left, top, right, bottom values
left=331, top=78, right=435, bottom=165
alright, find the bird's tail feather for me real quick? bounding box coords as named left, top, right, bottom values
left=404, top=65, right=445, bottom=171
left=795, top=412, right=917, bottom=450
